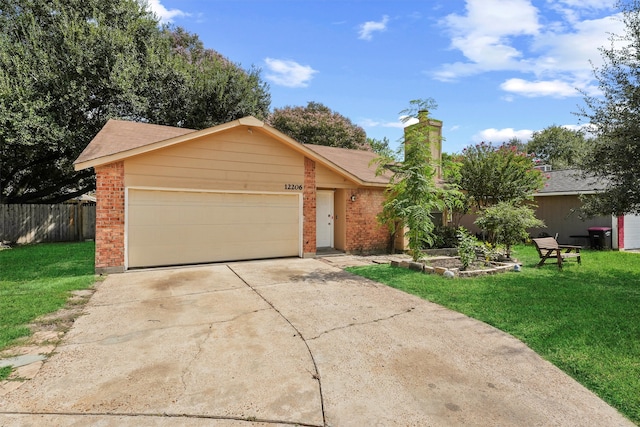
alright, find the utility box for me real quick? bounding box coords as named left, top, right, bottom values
left=588, top=227, right=612, bottom=250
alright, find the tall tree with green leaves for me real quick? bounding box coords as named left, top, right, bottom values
left=267, top=102, right=369, bottom=150
left=376, top=99, right=444, bottom=261
left=578, top=0, right=640, bottom=215
left=527, top=125, right=587, bottom=170
left=459, top=142, right=545, bottom=210
left=1, top=0, right=163, bottom=203
left=0, top=0, right=270, bottom=204
left=156, top=27, right=270, bottom=129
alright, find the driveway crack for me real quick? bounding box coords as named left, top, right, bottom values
left=226, top=265, right=327, bottom=427
left=308, top=307, right=416, bottom=341
left=60, top=308, right=271, bottom=347
left=177, top=308, right=269, bottom=395
left=0, top=410, right=324, bottom=426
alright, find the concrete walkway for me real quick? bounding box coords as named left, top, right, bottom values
left=0, top=258, right=633, bottom=426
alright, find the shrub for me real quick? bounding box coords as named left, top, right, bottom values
left=426, top=225, right=459, bottom=249
left=457, top=227, right=477, bottom=270
left=475, top=202, right=545, bottom=259
left=475, top=241, right=509, bottom=263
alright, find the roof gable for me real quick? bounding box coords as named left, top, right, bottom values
left=74, top=117, right=389, bottom=187
left=74, top=120, right=196, bottom=166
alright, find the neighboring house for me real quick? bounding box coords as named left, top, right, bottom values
left=74, top=116, right=394, bottom=273
left=458, top=169, right=640, bottom=250
left=530, top=169, right=640, bottom=250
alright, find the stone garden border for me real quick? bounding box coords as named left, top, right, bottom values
left=390, top=258, right=518, bottom=278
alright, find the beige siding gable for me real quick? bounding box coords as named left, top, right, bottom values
left=125, top=128, right=305, bottom=193
left=316, top=163, right=355, bottom=188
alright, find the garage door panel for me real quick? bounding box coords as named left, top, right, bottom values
left=131, top=222, right=299, bottom=242
left=130, top=205, right=298, bottom=226
left=128, top=190, right=300, bottom=268
left=624, top=214, right=640, bottom=249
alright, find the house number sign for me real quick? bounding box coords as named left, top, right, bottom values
left=284, top=184, right=303, bottom=190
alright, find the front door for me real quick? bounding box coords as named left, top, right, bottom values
left=316, top=190, right=334, bottom=248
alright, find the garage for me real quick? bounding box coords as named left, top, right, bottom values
left=74, top=116, right=394, bottom=273
left=127, top=189, right=301, bottom=268
left=623, top=214, right=640, bottom=250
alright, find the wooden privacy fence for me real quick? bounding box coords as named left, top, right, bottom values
left=0, top=203, right=96, bottom=244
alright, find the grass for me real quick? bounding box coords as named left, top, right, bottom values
left=347, top=245, right=640, bottom=425
left=0, top=242, right=96, bottom=371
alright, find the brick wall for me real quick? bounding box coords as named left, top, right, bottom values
left=303, top=157, right=316, bottom=256
left=344, top=188, right=390, bottom=253
left=95, top=162, right=125, bottom=273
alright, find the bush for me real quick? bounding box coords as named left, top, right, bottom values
left=457, top=228, right=477, bottom=270
left=475, top=202, right=544, bottom=259
left=426, top=225, right=459, bottom=249
left=475, top=241, right=509, bottom=262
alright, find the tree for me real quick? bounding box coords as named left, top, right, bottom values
left=578, top=0, right=640, bottom=215
left=376, top=99, right=444, bottom=261
left=367, top=136, right=395, bottom=159
left=459, top=142, right=545, bottom=210
left=0, top=0, right=270, bottom=204
left=267, top=102, right=369, bottom=150
left=475, top=201, right=545, bottom=258
left=155, top=27, right=270, bottom=129
left=440, top=152, right=469, bottom=227
left=504, top=137, right=528, bottom=153
left=0, top=0, right=162, bottom=203
left=527, top=125, right=587, bottom=170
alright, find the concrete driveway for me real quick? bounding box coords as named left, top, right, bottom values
left=0, top=258, right=633, bottom=426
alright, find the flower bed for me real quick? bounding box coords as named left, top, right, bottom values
left=390, top=256, right=517, bottom=278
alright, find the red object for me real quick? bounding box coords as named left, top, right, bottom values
left=618, top=216, right=625, bottom=249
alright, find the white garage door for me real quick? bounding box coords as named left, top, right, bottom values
left=127, top=189, right=300, bottom=268
left=624, top=214, right=640, bottom=250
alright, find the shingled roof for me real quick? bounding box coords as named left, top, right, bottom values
left=74, top=117, right=390, bottom=187
left=74, top=120, right=195, bottom=165
left=305, top=144, right=391, bottom=185
left=536, top=169, right=606, bottom=196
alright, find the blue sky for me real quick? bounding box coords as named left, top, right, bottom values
left=146, top=0, right=623, bottom=154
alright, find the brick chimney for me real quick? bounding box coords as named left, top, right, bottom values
left=395, top=111, right=444, bottom=252
left=403, top=110, right=443, bottom=180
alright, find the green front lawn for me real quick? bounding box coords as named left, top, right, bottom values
left=0, top=242, right=96, bottom=368
left=347, top=246, right=640, bottom=425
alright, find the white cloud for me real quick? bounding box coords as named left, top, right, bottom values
left=561, top=124, right=586, bottom=132
left=359, top=117, right=408, bottom=129
left=264, top=58, right=318, bottom=88
left=359, top=116, right=420, bottom=129
left=402, top=117, right=420, bottom=127
left=473, top=123, right=595, bottom=145
left=472, top=128, right=535, bottom=144
left=144, top=0, right=189, bottom=23
left=435, top=0, right=540, bottom=80
left=434, top=0, right=622, bottom=98
left=530, top=15, right=623, bottom=76
left=358, top=15, right=389, bottom=41
left=360, top=118, right=386, bottom=128
left=443, top=0, right=540, bottom=38
left=500, top=78, right=579, bottom=97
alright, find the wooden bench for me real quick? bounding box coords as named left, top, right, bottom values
left=532, top=237, right=581, bottom=269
